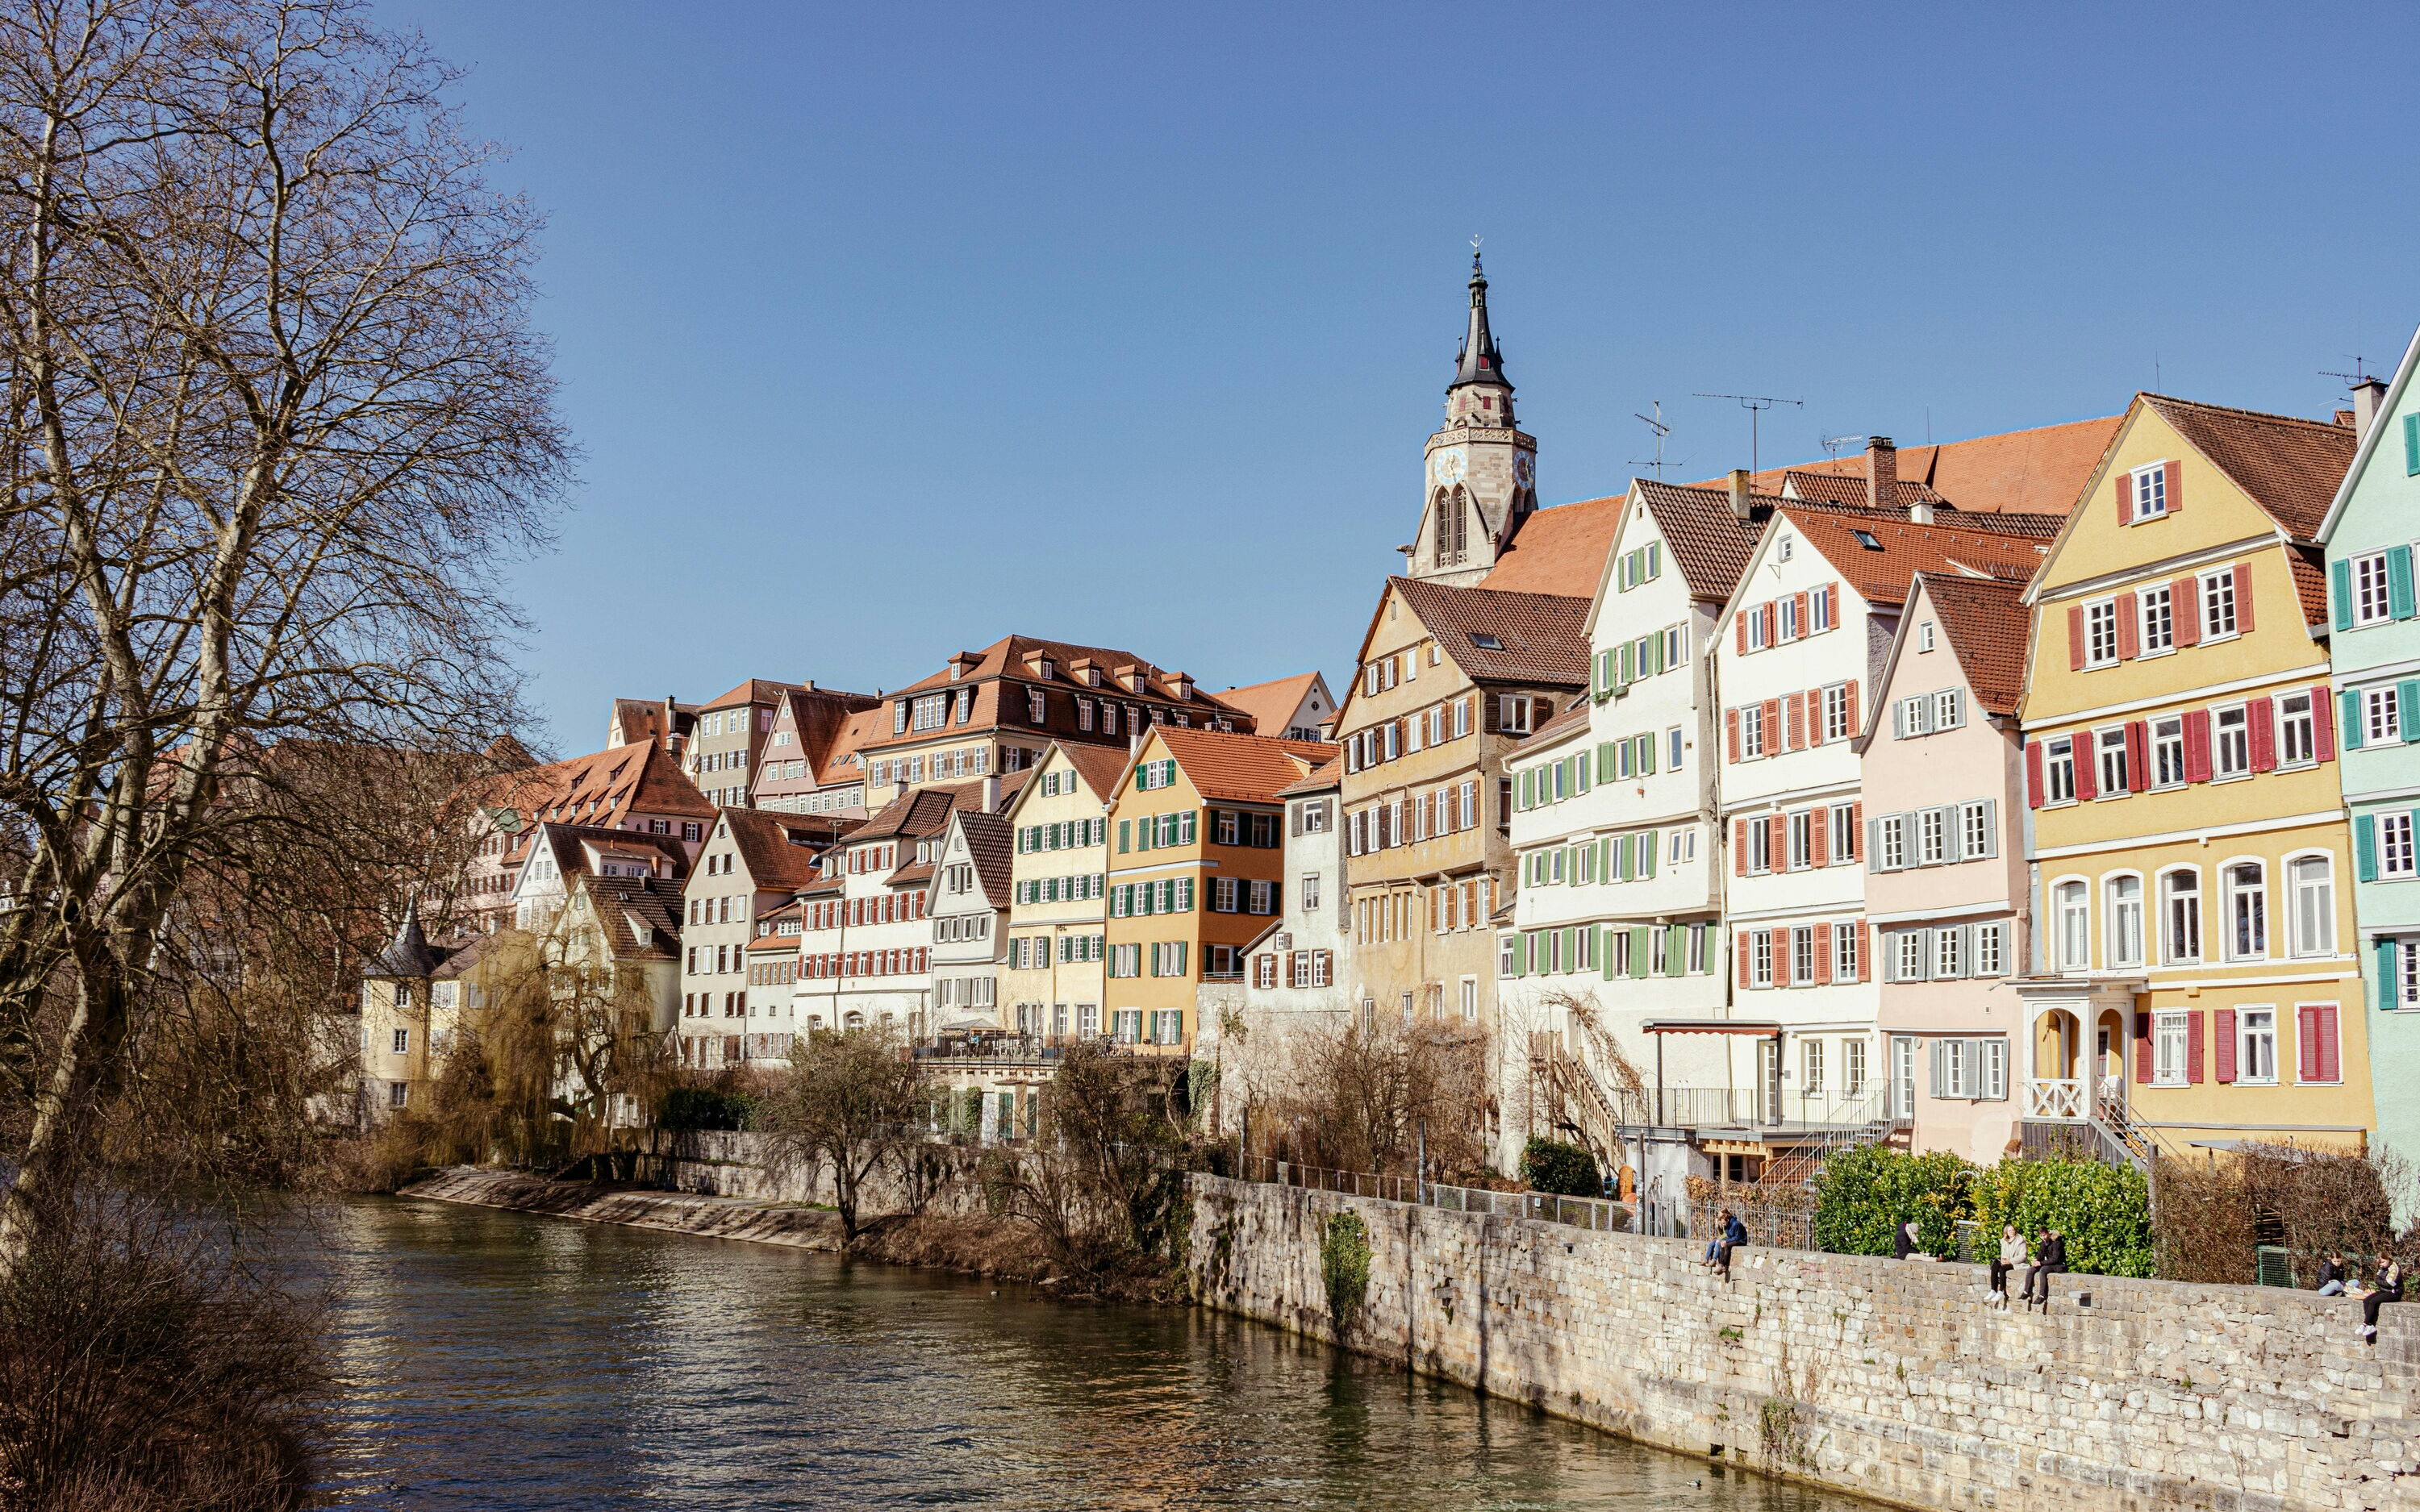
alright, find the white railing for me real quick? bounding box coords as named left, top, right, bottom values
left=2026, top=1077, right=2085, bottom=1118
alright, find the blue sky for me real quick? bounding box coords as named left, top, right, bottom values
left=377, top=1, right=2420, bottom=754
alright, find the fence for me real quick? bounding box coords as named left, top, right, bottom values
left=1237, top=1154, right=1633, bottom=1233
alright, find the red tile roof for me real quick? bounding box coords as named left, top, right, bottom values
left=1780, top=506, right=2051, bottom=609
left=951, top=810, right=1015, bottom=903
left=1150, top=727, right=1338, bottom=804
left=1633, top=480, right=1779, bottom=603
left=1744, top=415, right=2122, bottom=516
left=1057, top=743, right=1132, bottom=803
left=721, top=808, right=845, bottom=891
left=1275, top=756, right=1341, bottom=798
left=2141, top=394, right=2357, bottom=541
left=1217, top=672, right=1329, bottom=734
left=1910, top=573, right=2032, bottom=717
left=2288, top=544, right=2331, bottom=627
left=1479, top=495, right=1625, bottom=598
left=701, top=677, right=807, bottom=711
left=1392, top=575, right=1593, bottom=688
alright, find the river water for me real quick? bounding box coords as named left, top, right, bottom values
left=322, top=1197, right=1869, bottom=1511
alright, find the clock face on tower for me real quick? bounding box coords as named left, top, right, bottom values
left=1431, top=450, right=1467, bottom=485
left=1513, top=451, right=1535, bottom=489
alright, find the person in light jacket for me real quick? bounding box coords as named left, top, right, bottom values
left=2360, top=1258, right=2404, bottom=1343
left=1988, top=1225, right=2027, bottom=1307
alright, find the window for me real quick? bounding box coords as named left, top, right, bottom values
left=2384, top=813, right=2418, bottom=878
left=2400, top=940, right=2420, bottom=1010
left=2213, top=706, right=2249, bottom=777
left=1933, top=689, right=1962, bottom=730
left=1830, top=806, right=1859, bottom=864
left=1743, top=818, right=1771, bottom=874
left=1740, top=703, right=1764, bottom=759
left=2131, top=464, right=2168, bottom=521
left=2153, top=1011, right=2188, bottom=1085
left=1745, top=609, right=1768, bottom=651
left=1801, top=1038, right=1824, bottom=1093
left=2151, top=716, right=2186, bottom=789
left=1812, top=589, right=1833, bottom=632
left=1894, top=930, right=1925, bottom=981
left=2084, top=600, right=2120, bottom=666
left=1917, top=621, right=1935, bottom=652
left=1668, top=825, right=1697, bottom=867
left=391, top=1028, right=410, bottom=1055
left=2237, top=1007, right=2277, bottom=1085
left=2355, top=552, right=2395, bottom=626
left=1817, top=685, right=1847, bottom=743
left=2290, top=855, right=2334, bottom=957
left=1959, top=801, right=1992, bottom=859
left=1667, top=725, right=1685, bottom=770
left=1834, top=921, right=1860, bottom=981
left=2139, top=586, right=2173, bottom=654
left=2105, top=876, right=2143, bottom=968
left=2162, top=869, right=2203, bottom=964
left=2280, top=693, right=2315, bottom=767
left=1665, top=623, right=1687, bottom=668
left=2226, top=862, right=2267, bottom=960
left=2056, top=880, right=2090, bottom=971
left=1779, top=596, right=1800, bottom=641
left=2368, top=686, right=2402, bottom=745
left=389, top=1082, right=408, bottom=1110
left=1750, top=929, right=1773, bottom=988
left=1897, top=694, right=1931, bottom=739
left=1975, top=922, right=2005, bottom=977
left=1460, top=978, right=1477, bottom=1021
left=1918, top=807, right=1946, bottom=865
left=1852, top=529, right=1882, bottom=550
left=2095, top=727, right=2130, bottom=795
left=2044, top=736, right=2076, bottom=803
left=2201, top=570, right=2238, bottom=638
left=1878, top=814, right=1908, bottom=871
left=1788, top=810, right=1813, bottom=870
left=1934, top=927, right=1963, bottom=979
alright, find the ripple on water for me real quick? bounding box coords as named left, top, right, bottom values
left=317, top=1197, right=1874, bottom=1512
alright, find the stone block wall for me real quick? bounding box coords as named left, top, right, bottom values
left=1188, top=1175, right=2420, bottom=1512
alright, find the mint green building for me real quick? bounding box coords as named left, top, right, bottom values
left=2318, top=326, right=2420, bottom=1172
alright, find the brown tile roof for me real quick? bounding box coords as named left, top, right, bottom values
left=1780, top=471, right=1950, bottom=509
left=1057, top=743, right=1131, bottom=803
left=701, top=677, right=807, bottom=711
left=1515, top=697, right=1592, bottom=750
left=721, top=808, right=843, bottom=891
left=886, top=635, right=1248, bottom=719
left=469, top=740, right=716, bottom=870
left=1479, top=494, right=1625, bottom=598
left=1634, top=480, right=1779, bottom=602
left=1152, top=727, right=1339, bottom=804
left=1780, top=506, right=2051, bottom=609
left=953, top=810, right=1015, bottom=903
left=2288, top=544, right=2331, bottom=627
left=586, top=873, right=683, bottom=961
left=813, top=706, right=886, bottom=786
left=1275, top=756, right=1341, bottom=798
left=1216, top=672, right=1327, bottom=734
left=1392, top=576, right=1592, bottom=688
left=2141, top=394, right=2357, bottom=541
left=851, top=785, right=966, bottom=843
left=607, top=698, right=694, bottom=749
left=1743, top=414, right=2122, bottom=516
left=1911, top=573, right=2032, bottom=718
left=530, top=823, right=690, bottom=886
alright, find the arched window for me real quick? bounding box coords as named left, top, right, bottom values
left=2055, top=880, right=2090, bottom=971
left=1435, top=487, right=1469, bottom=567
left=2226, top=862, right=2267, bottom=960
left=2161, top=868, right=2201, bottom=964
left=843, top=1010, right=865, bottom=1031
left=2289, top=855, right=2334, bottom=956
left=2105, top=875, right=2143, bottom=968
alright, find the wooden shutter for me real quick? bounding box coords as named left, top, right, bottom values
left=2334, top=559, right=2357, bottom=632
left=2185, top=1010, right=2205, bottom=1083
left=2318, top=1005, right=2340, bottom=1082
left=1812, top=923, right=1833, bottom=984
left=1726, top=709, right=1742, bottom=763
left=2213, top=1008, right=2236, bottom=1084
left=2393, top=546, right=2418, bottom=620
left=2134, top=1014, right=2154, bottom=1083
left=1735, top=928, right=1752, bottom=988
left=2297, top=1005, right=2319, bottom=1084
left=1762, top=604, right=1777, bottom=646
left=2116, top=591, right=2139, bottom=659
left=2124, top=721, right=2147, bottom=790
left=2247, top=696, right=2276, bottom=773
left=2026, top=742, right=2045, bottom=807
left=2359, top=814, right=2380, bottom=881
left=1767, top=814, right=1787, bottom=868
left=2173, top=577, right=2201, bottom=646
left=1788, top=692, right=1807, bottom=751
left=2184, top=710, right=2213, bottom=782
left=2234, top=562, right=2255, bottom=631
left=2314, top=685, right=2337, bottom=761
left=2406, top=411, right=2420, bottom=475
left=1734, top=819, right=1750, bottom=875
left=2114, top=468, right=2132, bottom=525
left=1809, top=810, right=1829, bottom=868
left=2073, top=736, right=2097, bottom=802
left=1842, top=681, right=1859, bottom=739
left=1735, top=614, right=1749, bottom=653
left=1762, top=698, right=1781, bottom=749
left=2067, top=605, right=2086, bottom=670
left=2164, top=460, right=2182, bottom=514
left=1792, top=591, right=1809, bottom=635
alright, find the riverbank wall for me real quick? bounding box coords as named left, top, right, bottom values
left=403, top=1167, right=851, bottom=1250
left=1187, top=1173, right=2420, bottom=1512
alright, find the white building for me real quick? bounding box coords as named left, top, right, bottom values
left=930, top=809, right=1012, bottom=1030
left=675, top=808, right=841, bottom=1069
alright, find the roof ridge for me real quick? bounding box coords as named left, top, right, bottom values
left=2143, top=392, right=2347, bottom=433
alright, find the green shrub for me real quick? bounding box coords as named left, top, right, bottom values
left=1811, top=1146, right=1976, bottom=1256
left=1320, top=1211, right=1372, bottom=1336
left=1521, top=1137, right=1600, bottom=1197
left=657, top=1086, right=753, bottom=1132
left=1972, top=1156, right=2154, bottom=1277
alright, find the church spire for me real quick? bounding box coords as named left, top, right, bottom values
left=1449, top=250, right=1512, bottom=410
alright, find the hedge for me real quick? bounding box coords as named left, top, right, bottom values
left=1811, top=1145, right=1975, bottom=1256
left=1971, top=1156, right=2154, bottom=1278
left=1521, top=1137, right=1600, bottom=1198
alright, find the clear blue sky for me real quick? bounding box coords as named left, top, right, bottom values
left=377, top=1, right=2420, bottom=754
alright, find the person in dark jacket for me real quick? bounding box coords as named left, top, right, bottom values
left=1702, top=1210, right=1733, bottom=1268
left=2360, top=1259, right=2404, bottom=1343
left=2316, top=1253, right=2347, bottom=1297
left=2023, top=1228, right=2066, bottom=1308
left=1714, top=1210, right=1749, bottom=1280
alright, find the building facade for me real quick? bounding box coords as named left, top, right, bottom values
left=999, top=744, right=1124, bottom=1041
left=675, top=807, right=837, bottom=1067
left=929, top=809, right=1012, bottom=1029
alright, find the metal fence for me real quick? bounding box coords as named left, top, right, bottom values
left=1236, top=1155, right=1634, bottom=1234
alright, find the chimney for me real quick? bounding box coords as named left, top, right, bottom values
left=1728, top=469, right=1752, bottom=521
left=1866, top=436, right=1898, bottom=510
left=663, top=696, right=682, bottom=753
left=980, top=776, right=999, bottom=812
left=2355, top=379, right=2389, bottom=439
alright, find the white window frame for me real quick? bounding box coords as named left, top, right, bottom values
left=2084, top=599, right=2120, bottom=667
left=2213, top=704, right=2250, bottom=778
left=2225, top=860, right=2268, bottom=962
left=2236, top=1006, right=2278, bottom=1085
left=2055, top=878, right=2091, bottom=972
left=2288, top=852, right=2334, bottom=958
left=2105, top=873, right=2144, bottom=969
left=2161, top=868, right=2203, bottom=965
left=2130, top=464, right=2169, bottom=521
left=2279, top=692, right=2316, bottom=768
left=2150, top=715, right=2186, bottom=789
left=2139, top=585, right=2174, bottom=654
left=2153, top=1010, right=2188, bottom=1087
left=2201, top=569, right=2239, bottom=640
left=2382, top=812, right=2418, bottom=879
left=2095, top=726, right=2130, bottom=796
left=2368, top=685, right=2402, bottom=745
left=2355, top=551, right=2393, bottom=627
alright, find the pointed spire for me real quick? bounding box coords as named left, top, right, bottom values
left=367, top=894, right=439, bottom=978
left=1450, top=249, right=1510, bottom=394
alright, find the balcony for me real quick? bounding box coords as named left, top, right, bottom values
left=2024, top=1077, right=2085, bottom=1119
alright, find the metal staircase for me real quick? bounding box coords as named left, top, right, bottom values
left=1757, top=1088, right=1904, bottom=1187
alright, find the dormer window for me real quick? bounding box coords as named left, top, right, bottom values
left=1852, top=530, right=1884, bottom=551
left=1778, top=535, right=1795, bottom=561
left=1470, top=632, right=1504, bottom=651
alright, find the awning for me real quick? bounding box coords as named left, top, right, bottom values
left=1639, top=1019, right=1784, bottom=1036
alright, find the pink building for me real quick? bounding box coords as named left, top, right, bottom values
left=1855, top=573, right=2037, bottom=1164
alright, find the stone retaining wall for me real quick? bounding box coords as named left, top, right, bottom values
left=1187, top=1174, right=2420, bottom=1512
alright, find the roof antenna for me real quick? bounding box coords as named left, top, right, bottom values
left=1629, top=401, right=1684, bottom=480
left=2322, top=354, right=2382, bottom=386
left=1695, top=392, right=1803, bottom=477
left=1819, top=433, right=1867, bottom=460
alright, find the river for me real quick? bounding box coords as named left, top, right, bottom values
left=322, top=1196, right=1872, bottom=1510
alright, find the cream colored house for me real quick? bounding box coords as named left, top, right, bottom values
left=999, top=743, right=1125, bottom=1041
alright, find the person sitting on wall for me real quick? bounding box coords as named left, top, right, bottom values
left=2358, top=1258, right=2405, bottom=1344
left=1988, top=1225, right=2027, bottom=1308
left=2316, top=1252, right=2348, bottom=1297
left=1893, top=1219, right=1937, bottom=1262
left=1702, top=1209, right=1733, bottom=1268
left=2023, top=1227, right=2066, bottom=1310
left=1713, top=1210, right=1749, bottom=1281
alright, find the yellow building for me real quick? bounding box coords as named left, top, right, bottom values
left=999, top=742, right=1128, bottom=1041
left=2017, top=394, right=2367, bottom=1154
left=1105, top=727, right=1333, bottom=1053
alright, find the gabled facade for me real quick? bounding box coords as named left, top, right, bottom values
left=458, top=739, right=716, bottom=930
left=675, top=807, right=842, bottom=1068
left=749, top=685, right=884, bottom=815
left=1859, top=573, right=2037, bottom=1164
left=2017, top=394, right=2366, bottom=1156
left=1106, top=728, right=1333, bottom=1052
left=929, top=810, right=1012, bottom=1029
left=505, top=823, right=689, bottom=932
left=2316, top=342, right=2420, bottom=1167
left=1217, top=672, right=1339, bottom=743
left=1000, top=743, right=1123, bottom=1040
left=686, top=677, right=807, bottom=810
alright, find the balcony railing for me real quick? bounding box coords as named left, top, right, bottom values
left=2025, top=1077, right=2085, bottom=1119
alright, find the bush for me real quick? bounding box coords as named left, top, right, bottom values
left=657, top=1085, right=753, bottom=1132
left=1811, top=1146, right=1976, bottom=1256
left=1521, top=1137, right=1600, bottom=1198
left=1320, top=1211, right=1372, bottom=1337
left=1973, top=1156, right=2153, bottom=1277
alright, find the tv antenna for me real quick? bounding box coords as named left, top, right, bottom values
left=1629, top=402, right=1685, bottom=480
left=1695, top=392, right=1803, bottom=477
left=1820, top=433, right=1867, bottom=460
left=2322, top=354, right=2384, bottom=386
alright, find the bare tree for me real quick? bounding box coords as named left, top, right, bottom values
left=0, top=0, right=568, bottom=1271
left=758, top=1025, right=923, bottom=1241
left=1266, top=1014, right=1488, bottom=1177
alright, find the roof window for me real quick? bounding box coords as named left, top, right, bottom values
left=1852, top=530, right=1884, bottom=551
left=1470, top=632, right=1504, bottom=651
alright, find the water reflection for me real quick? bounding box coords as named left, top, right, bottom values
left=323, top=1198, right=1866, bottom=1511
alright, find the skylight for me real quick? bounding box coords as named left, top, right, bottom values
left=1469, top=632, right=1504, bottom=650
left=1852, top=530, right=1884, bottom=551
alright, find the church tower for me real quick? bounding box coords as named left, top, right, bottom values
left=1408, top=252, right=1538, bottom=586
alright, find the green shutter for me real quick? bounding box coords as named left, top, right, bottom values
left=1629, top=926, right=1651, bottom=978
left=1576, top=755, right=1591, bottom=794
left=1650, top=632, right=1667, bottom=676
left=1520, top=768, right=1536, bottom=809
left=1597, top=741, right=1614, bottom=782
left=2334, top=559, right=2356, bottom=631
left=1664, top=923, right=1689, bottom=977
left=1118, top=819, right=1131, bottom=852
left=1617, top=641, right=1634, bottom=689
left=1638, top=734, right=1656, bottom=775
left=2405, top=412, right=2420, bottom=476
left=2393, top=546, right=2418, bottom=620
left=2344, top=689, right=2366, bottom=750
left=1617, top=834, right=1635, bottom=881
left=2401, top=681, right=2420, bottom=742
left=2358, top=814, right=2380, bottom=882
left=1641, top=831, right=1659, bottom=877
left=2380, top=937, right=2403, bottom=1010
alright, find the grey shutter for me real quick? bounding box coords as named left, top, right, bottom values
left=1959, top=924, right=1979, bottom=978
left=1928, top=1038, right=1948, bottom=1097
left=1938, top=806, right=1963, bottom=863
left=1891, top=700, right=1906, bottom=739
left=1882, top=931, right=1900, bottom=982
left=1867, top=818, right=1885, bottom=871
left=1915, top=927, right=1935, bottom=981
left=1978, top=799, right=1999, bottom=858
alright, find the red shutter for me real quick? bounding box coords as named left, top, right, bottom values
left=1846, top=803, right=1862, bottom=858
left=2116, top=591, right=2139, bottom=659
left=2124, top=720, right=2148, bottom=791
left=1788, top=692, right=1807, bottom=751
left=1763, top=604, right=1777, bottom=646
left=1762, top=698, right=1781, bottom=749
left=2215, top=1008, right=2237, bottom=1084
left=2115, top=469, right=2133, bottom=525
left=1843, top=681, right=1859, bottom=739
left=1768, top=814, right=1787, bottom=867
left=1792, top=591, right=1810, bottom=636
left=1855, top=921, right=1871, bottom=981
left=2073, top=735, right=2097, bottom=802
left=2313, top=685, right=2336, bottom=761
left=2186, top=1010, right=2205, bottom=1083
left=1812, top=923, right=1833, bottom=984
left=2298, top=1005, right=2319, bottom=1083
left=2026, top=742, right=2045, bottom=807
left=2183, top=710, right=2213, bottom=782
left=1734, top=819, right=1750, bottom=875
left=1736, top=614, right=1749, bottom=653
left=2234, top=562, right=2255, bottom=631
left=2173, top=577, right=2201, bottom=646
left=2320, top=1005, right=2340, bottom=1083
left=1810, top=810, right=1830, bottom=868
left=2164, top=460, right=2182, bottom=514
left=2134, top=1014, right=2154, bottom=1083
left=1736, top=928, right=1753, bottom=986
left=2068, top=605, right=2086, bottom=670
left=1726, top=708, right=1742, bottom=763
left=2247, top=696, right=2276, bottom=773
